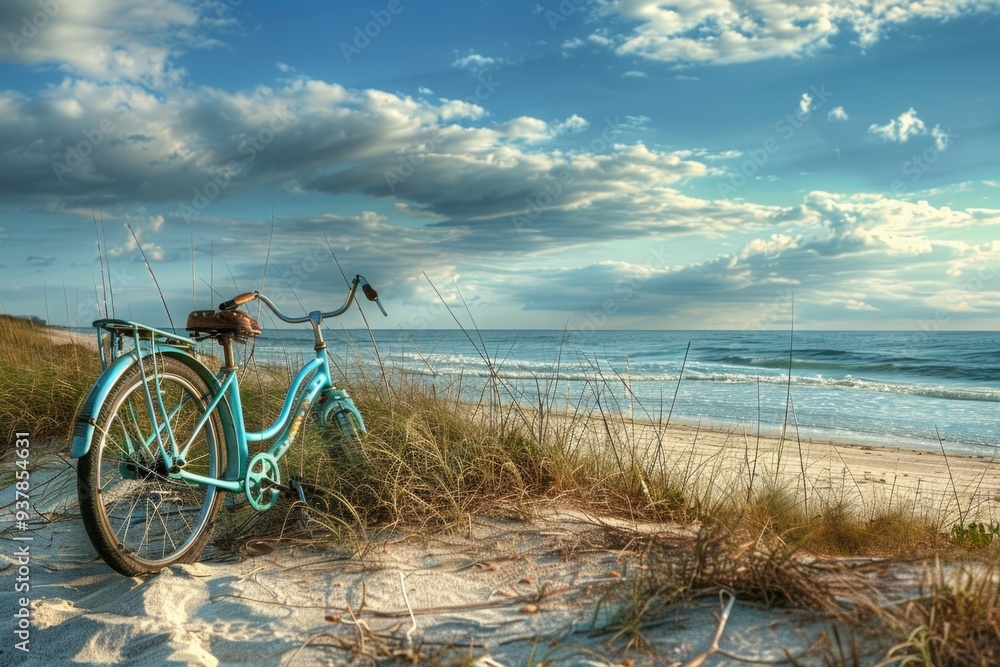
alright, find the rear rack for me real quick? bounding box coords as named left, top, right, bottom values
left=93, top=319, right=197, bottom=370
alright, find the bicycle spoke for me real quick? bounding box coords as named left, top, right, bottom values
left=113, top=488, right=145, bottom=549
left=145, top=494, right=167, bottom=559
left=79, top=358, right=226, bottom=574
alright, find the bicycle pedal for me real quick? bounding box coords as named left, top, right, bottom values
left=288, top=477, right=309, bottom=506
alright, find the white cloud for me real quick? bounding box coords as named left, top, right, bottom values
left=497, top=114, right=588, bottom=143
left=845, top=299, right=878, bottom=311
left=931, top=125, right=953, bottom=151
left=621, top=115, right=651, bottom=130
left=452, top=52, right=498, bottom=70
left=0, top=77, right=500, bottom=204
left=0, top=73, right=720, bottom=250
left=437, top=99, right=487, bottom=120
left=799, top=93, right=813, bottom=115
left=418, top=86, right=434, bottom=95
left=107, top=213, right=166, bottom=261
left=497, top=116, right=552, bottom=143
left=700, top=149, right=743, bottom=161
left=868, top=108, right=927, bottom=143
left=828, top=106, right=848, bottom=122
left=868, top=110, right=953, bottom=151
left=588, top=31, right=615, bottom=47
left=597, top=0, right=1000, bottom=65
left=0, top=0, right=215, bottom=83
left=514, top=191, right=1000, bottom=325
left=623, top=70, right=648, bottom=78
left=555, top=114, right=589, bottom=133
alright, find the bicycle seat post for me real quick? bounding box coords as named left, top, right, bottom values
left=308, top=311, right=325, bottom=351
left=219, top=335, right=237, bottom=371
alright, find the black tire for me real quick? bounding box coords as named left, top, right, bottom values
left=77, top=356, right=227, bottom=576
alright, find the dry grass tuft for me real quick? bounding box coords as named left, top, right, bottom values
left=726, top=478, right=948, bottom=559
left=0, top=315, right=98, bottom=451
left=649, top=520, right=840, bottom=610
left=601, top=519, right=845, bottom=656
left=873, top=560, right=1000, bottom=666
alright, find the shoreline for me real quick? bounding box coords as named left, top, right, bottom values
left=57, top=324, right=1000, bottom=455
left=43, top=324, right=97, bottom=348
left=526, top=405, right=1000, bottom=524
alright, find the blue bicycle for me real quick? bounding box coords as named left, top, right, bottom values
left=72, top=275, right=386, bottom=576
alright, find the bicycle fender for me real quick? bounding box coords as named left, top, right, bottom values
left=70, top=348, right=237, bottom=469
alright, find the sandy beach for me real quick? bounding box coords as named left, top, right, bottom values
left=541, top=406, right=1000, bottom=530
left=4, top=417, right=999, bottom=666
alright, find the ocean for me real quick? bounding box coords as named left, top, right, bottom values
left=229, top=328, right=1000, bottom=456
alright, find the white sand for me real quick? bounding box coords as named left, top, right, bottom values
left=4, top=424, right=1000, bottom=665
left=43, top=326, right=96, bottom=349
left=560, top=413, right=1000, bottom=525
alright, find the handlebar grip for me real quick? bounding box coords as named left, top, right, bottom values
left=362, top=284, right=379, bottom=302
left=219, top=291, right=257, bottom=311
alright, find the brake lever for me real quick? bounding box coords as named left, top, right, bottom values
left=361, top=280, right=388, bottom=317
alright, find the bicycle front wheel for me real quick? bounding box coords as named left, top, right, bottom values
left=77, top=356, right=227, bottom=576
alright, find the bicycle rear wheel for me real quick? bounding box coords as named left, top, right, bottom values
left=77, top=356, right=227, bottom=576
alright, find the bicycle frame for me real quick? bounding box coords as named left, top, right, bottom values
left=174, top=345, right=340, bottom=493
left=71, top=290, right=376, bottom=495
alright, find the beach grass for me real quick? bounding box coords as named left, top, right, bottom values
left=202, top=339, right=985, bottom=624
left=1, top=317, right=988, bottom=556
left=7, top=319, right=1000, bottom=663
left=872, top=559, right=1000, bottom=666
left=0, top=315, right=99, bottom=452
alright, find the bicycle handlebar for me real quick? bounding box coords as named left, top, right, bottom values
left=218, top=274, right=387, bottom=322
left=218, top=291, right=257, bottom=311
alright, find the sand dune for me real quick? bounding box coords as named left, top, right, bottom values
left=4, top=421, right=999, bottom=665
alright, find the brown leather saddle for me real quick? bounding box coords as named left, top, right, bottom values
left=186, top=309, right=262, bottom=342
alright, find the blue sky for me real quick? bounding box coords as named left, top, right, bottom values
left=1, top=0, right=999, bottom=331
